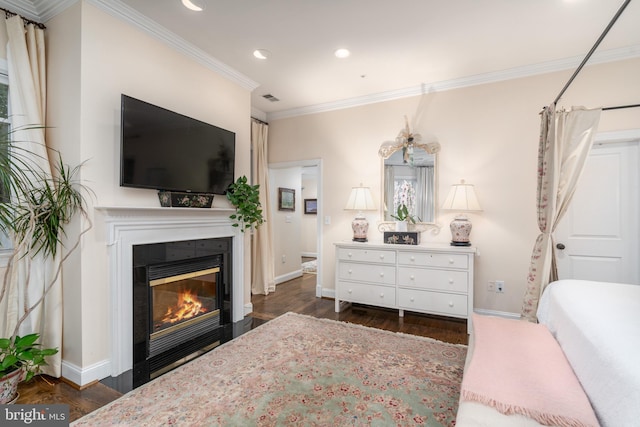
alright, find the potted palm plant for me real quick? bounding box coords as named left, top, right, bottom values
left=226, top=175, right=265, bottom=232
left=0, top=127, right=88, bottom=404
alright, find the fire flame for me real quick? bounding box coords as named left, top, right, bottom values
left=159, top=289, right=208, bottom=325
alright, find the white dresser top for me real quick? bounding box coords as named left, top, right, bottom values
left=334, top=240, right=477, bottom=254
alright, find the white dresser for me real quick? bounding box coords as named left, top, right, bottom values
left=334, top=242, right=475, bottom=330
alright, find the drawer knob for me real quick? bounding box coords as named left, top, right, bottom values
left=410, top=297, right=415, bottom=302
left=379, top=293, right=384, bottom=298
left=410, top=256, right=415, bottom=261
left=379, top=272, right=385, bottom=277
left=348, top=252, right=353, bottom=258
left=379, top=254, right=385, bottom=260
left=410, top=275, right=415, bottom=281
left=348, top=269, right=353, bottom=274
left=449, top=258, right=454, bottom=264
left=448, top=279, right=454, bottom=284
left=448, top=301, right=454, bottom=307
left=348, top=289, right=353, bottom=294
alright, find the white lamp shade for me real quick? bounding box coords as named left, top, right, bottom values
left=442, top=180, right=482, bottom=212
left=344, top=186, right=376, bottom=211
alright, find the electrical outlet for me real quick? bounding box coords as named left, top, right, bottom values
left=487, top=281, right=495, bottom=292
left=496, top=280, right=505, bottom=293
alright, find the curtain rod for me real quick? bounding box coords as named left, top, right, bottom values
left=553, top=0, right=631, bottom=105
left=251, top=117, right=268, bottom=125
left=1, top=8, right=46, bottom=29
left=603, top=103, right=640, bottom=111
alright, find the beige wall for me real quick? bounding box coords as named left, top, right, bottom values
left=45, top=2, right=252, bottom=376
left=270, top=167, right=303, bottom=281
left=268, top=57, right=640, bottom=315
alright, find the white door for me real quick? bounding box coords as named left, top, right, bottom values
left=555, top=138, right=639, bottom=284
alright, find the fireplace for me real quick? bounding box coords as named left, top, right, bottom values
left=132, top=238, right=232, bottom=387
left=92, top=206, right=246, bottom=391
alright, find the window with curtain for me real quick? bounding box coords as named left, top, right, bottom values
left=0, top=71, right=12, bottom=256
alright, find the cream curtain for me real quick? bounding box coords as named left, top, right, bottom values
left=415, top=166, right=434, bottom=222
left=251, top=119, right=275, bottom=295
left=384, top=165, right=395, bottom=220
left=1, top=15, right=61, bottom=376
left=521, top=104, right=601, bottom=321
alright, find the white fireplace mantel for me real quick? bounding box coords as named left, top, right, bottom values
left=95, top=206, right=244, bottom=377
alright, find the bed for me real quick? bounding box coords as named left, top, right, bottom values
left=456, top=280, right=640, bottom=427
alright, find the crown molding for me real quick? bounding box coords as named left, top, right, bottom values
left=32, top=0, right=76, bottom=21
left=3, top=1, right=638, bottom=121
left=0, top=0, right=75, bottom=22
left=267, top=44, right=640, bottom=121
left=86, top=0, right=259, bottom=92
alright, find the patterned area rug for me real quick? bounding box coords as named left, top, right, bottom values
left=72, top=313, right=467, bottom=426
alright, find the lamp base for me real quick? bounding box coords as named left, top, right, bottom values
left=449, top=214, right=473, bottom=247
left=352, top=215, right=369, bottom=242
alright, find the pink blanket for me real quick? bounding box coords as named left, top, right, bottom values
left=461, top=314, right=599, bottom=427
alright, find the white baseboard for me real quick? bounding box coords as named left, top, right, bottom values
left=61, top=359, right=111, bottom=388
left=275, top=270, right=303, bottom=285
left=243, top=302, right=253, bottom=316
left=321, top=287, right=335, bottom=299
left=473, top=308, right=521, bottom=320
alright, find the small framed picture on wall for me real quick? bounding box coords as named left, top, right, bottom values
left=278, top=187, right=295, bottom=211
left=304, top=199, right=317, bottom=214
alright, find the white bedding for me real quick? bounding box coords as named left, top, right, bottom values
left=537, top=280, right=640, bottom=427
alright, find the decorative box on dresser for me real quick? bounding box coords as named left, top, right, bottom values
left=334, top=242, right=476, bottom=331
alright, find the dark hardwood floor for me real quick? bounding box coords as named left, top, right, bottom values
left=15, top=271, right=468, bottom=421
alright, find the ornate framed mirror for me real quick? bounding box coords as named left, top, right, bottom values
left=378, top=139, right=441, bottom=233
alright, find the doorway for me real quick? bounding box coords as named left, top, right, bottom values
left=555, top=130, right=640, bottom=284
left=268, top=159, right=323, bottom=298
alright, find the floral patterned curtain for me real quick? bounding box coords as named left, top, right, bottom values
left=521, top=104, right=601, bottom=321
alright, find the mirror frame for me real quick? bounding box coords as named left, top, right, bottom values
left=377, top=140, right=441, bottom=233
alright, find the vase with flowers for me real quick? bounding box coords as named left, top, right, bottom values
left=391, top=204, right=419, bottom=231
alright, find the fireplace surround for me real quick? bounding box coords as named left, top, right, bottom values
left=96, top=206, right=245, bottom=383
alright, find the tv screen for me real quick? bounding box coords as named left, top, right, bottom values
left=120, top=95, right=235, bottom=195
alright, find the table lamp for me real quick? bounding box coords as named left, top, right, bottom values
left=442, top=180, right=482, bottom=246
left=344, top=184, right=376, bottom=242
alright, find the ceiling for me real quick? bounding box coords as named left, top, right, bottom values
left=4, top=0, right=640, bottom=120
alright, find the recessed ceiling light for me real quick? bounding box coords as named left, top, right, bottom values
left=253, top=49, right=271, bottom=60
left=334, top=48, right=350, bottom=59
left=181, top=0, right=205, bottom=12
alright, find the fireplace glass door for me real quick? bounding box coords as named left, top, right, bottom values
left=149, top=267, right=220, bottom=352
left=150, top=267, right=220, bottom=339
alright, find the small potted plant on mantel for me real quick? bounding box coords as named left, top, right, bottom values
left=0, top=127, right=89, bottom=404
left=226, top=175, right=265, bottom=232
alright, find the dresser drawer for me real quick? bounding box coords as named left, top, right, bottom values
left=398, top=289, right=468, bottom=317
left=337, top=248, right=396, bottom=264
left=397, top=251, right=468, bottom=269
left=398, top=267, right=468, bottom=293
left=337, top=281, right=396, bottom=309
left=338, top=262, right=396, bottom=285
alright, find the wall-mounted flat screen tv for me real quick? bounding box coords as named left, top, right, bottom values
left=120, top=95, right=235, bottom=195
